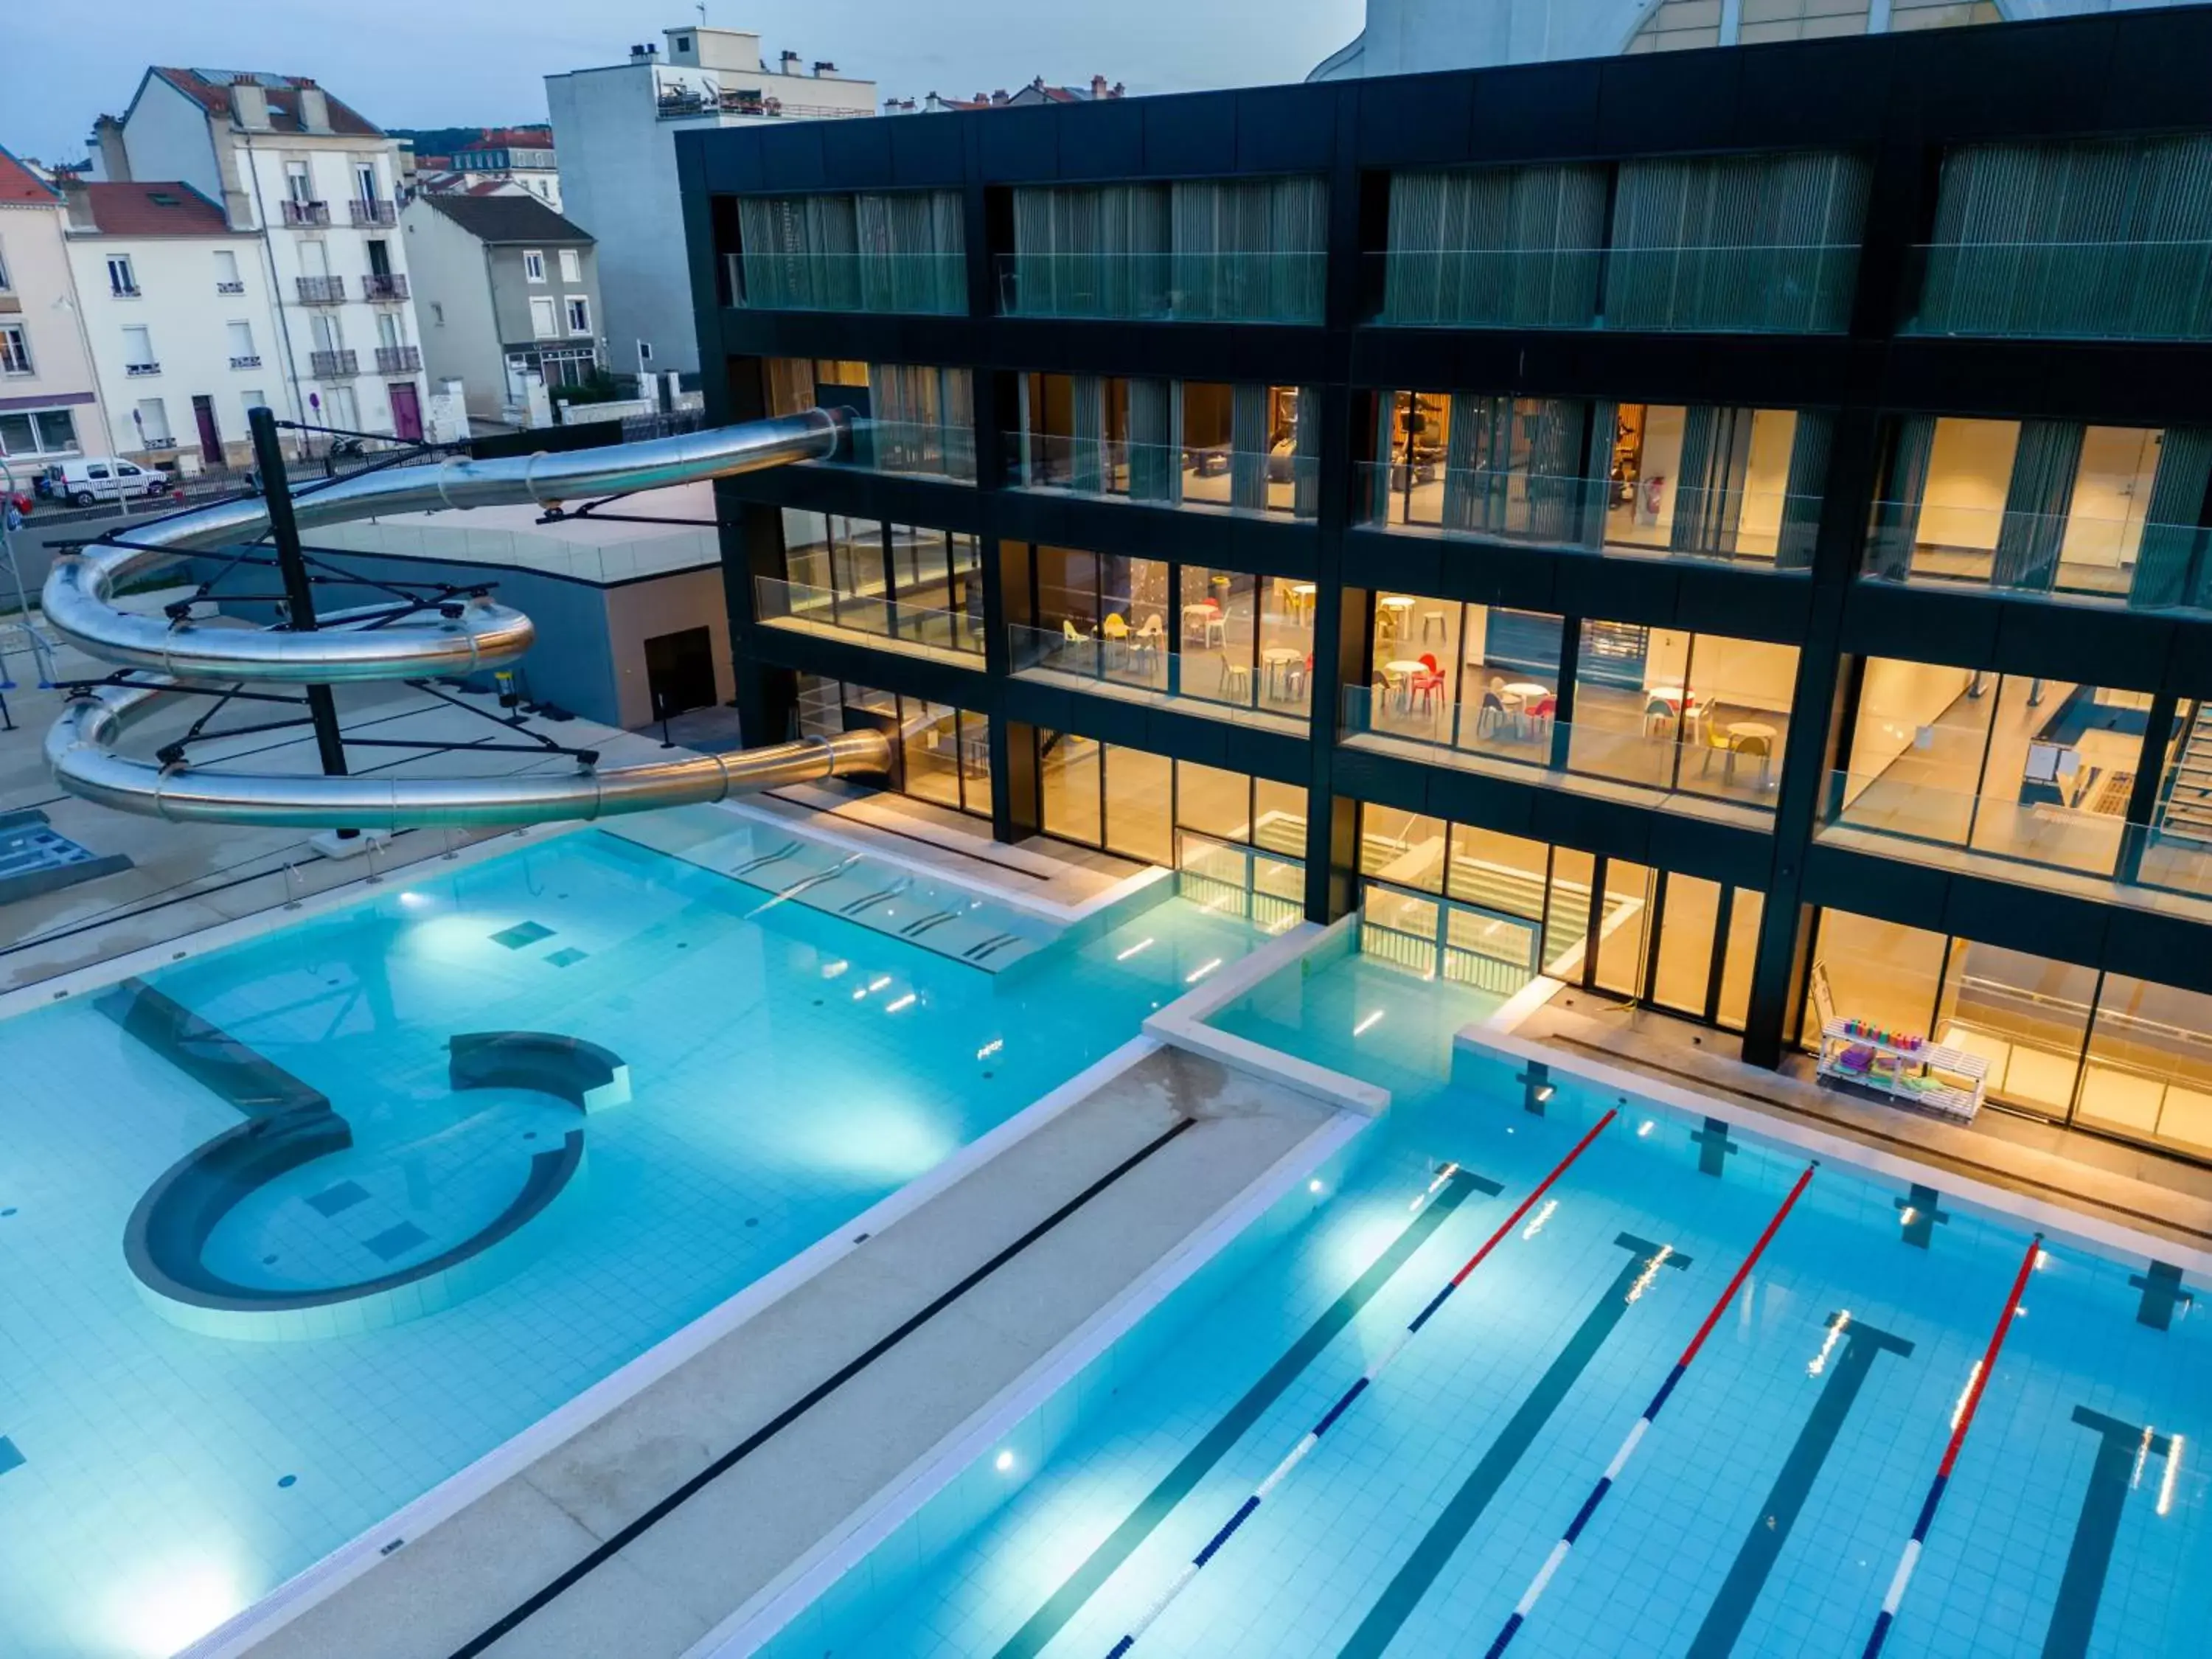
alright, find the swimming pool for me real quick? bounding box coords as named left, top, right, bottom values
left=775, top=943, right=2209, bottom=1658
left=0, top=819, right=1263, bottom=1658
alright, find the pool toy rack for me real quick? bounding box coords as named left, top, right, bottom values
left=1815, top=1018, right=1988, bottom=1121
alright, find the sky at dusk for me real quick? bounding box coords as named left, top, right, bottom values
left=5, top=0, right=1364, bottom=163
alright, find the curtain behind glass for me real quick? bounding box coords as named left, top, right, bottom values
left=1608, top=152, right=1868, bottom=333
left=1071, top=374, right=1108, bottom=494
left=1582, top=400, right=1618, bottom=551
left=1384, top=164, right=1606, bottom=327
left=1523, top=399, right=1585, bottom=544
left=1127, top=378, right=1180, bottom=503
left=1776, top=411, right=1832, bottom=571
left=1669, top=406, right=1753, bottom=559
left=1992, top=420, right=2084, bottom=593
left=738, top=191, right=960, bottom=312
left=1871, top=417, right=1936, bottom=580
left=1295, top=386, right=1322, bottom=518
left=1231, top=383, right=1269, bottom=510
left=2132, top=428, right=2212, bottom=608
left=1441, top=394, right=1508, bottom=532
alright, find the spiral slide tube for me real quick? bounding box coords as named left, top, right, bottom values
left=38, top=409, right=891, bottom=828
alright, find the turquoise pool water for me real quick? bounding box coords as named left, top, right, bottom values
left=0, top=825, right=1262, bottom=1658
left=796, top=948, right=2210, bottom=1659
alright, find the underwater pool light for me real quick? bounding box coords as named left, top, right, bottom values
left=995, top=1449, right=1016, bottom=1474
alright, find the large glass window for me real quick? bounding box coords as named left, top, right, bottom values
left=1032, top=738, right=1287, bottom=888
left=727, top=190, right=966, bottom=314
left=771, top=509, right=981, bottom=655
left=795, top=675, right=992, bottom=818
left=2079, top=976, right=2212, bottom=1157
left=762, top=357, right=974, bottom=481
left=1013, top=375, right=1316, bottom=518
left=1568, top=625, right=1798, bottom=807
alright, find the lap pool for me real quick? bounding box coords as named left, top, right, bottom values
left=771, top=942, right=2210, bottom=1659
left=0, top=816, right=1264, bottom=1658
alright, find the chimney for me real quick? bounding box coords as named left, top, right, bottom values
left=779, top=49, right=801, bottom=72
left=229, top=77, right=271, bottom=132
left=991, top=90, right=1009, bottom=106
left=1092, top=74, right=1110, bottom=100
left=1113, top=82, right=1125, bottom=97
left=296, top=80, right=331, bottom=134
left=58, top=176, right=97, bottom=232
left=813, top=60, right=837, bottom=77
left=90, top=114, right=131, bottom=182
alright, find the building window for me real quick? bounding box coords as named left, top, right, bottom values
left=0, top=237, right=11, bottom=292
left=0, top=409, right=77, bottom=456
left=726, top=189, right=966, bottom=315
left=430, top=300, right=445, bottom=326
left=122, top=324, right=156, bottom=374
left=354, top=162, right=378, bottom=205
left=566, top=296, right=591, bottom=335
left=794, top=675, right=992, bottom=818
left=558, top=248, right=581, bottom=282
left=529, top=296, right=558, bottom=338
left=226, top=320, right=256, bottom=365
left=0, top=324, right=29, bottom=376
left=762, top=358, right=975, bottom=483
left=523, top=249, right=546, bottom=282
left=284, top=160, right=312, bottom=204
left=106, top=254, right=138, bottom=296
left=1013, top=375, right=1318, bottom=518
left=133, top=397, right=172, bottom=447
left=771, top=510, right=983, bottom=653
left=212, top=248, right=243, bottom=291
left=1003, top=178, right=1326, bottom=324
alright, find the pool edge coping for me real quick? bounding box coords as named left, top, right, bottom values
left=178, top=1032, right=1172, bottom=1659
left=686, top=1103, right=1374, bottom=1659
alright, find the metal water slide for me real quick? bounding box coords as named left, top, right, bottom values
left=38, top=409, right=891, bottom=830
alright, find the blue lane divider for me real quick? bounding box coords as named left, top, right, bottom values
left=1098, top=1109, right=1620, bottom=1658
left=1860, top=1231, right=2043, bottom=1659
left=1482, top=1160, right=1818, bottom=1659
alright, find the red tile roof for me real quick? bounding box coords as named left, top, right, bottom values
left=475, top=127, right=552, bottom=149
left=0, top=146, right=58, bottom=206
left=75, top=182, right=229, bottom=236
left=150, top=69, right=383, bottom=137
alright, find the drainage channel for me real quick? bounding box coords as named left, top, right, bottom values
left=445, top=1113, right=1199, bottom=1659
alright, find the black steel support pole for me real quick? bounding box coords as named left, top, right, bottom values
left=248, top=405, right=355, bottom=834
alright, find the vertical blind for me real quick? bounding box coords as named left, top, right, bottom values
left=866, top=364, right=975, bottom=481
left=734, top=190, right=965, bottom=313
left=1383, top=165, right=1609, bottom=327
left=1007, top=178, right=1326, bottom=321
left=1916, top=136, right=2212, bottom=339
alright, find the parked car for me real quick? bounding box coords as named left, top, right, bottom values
left=43, top=457, right=172, bottom=508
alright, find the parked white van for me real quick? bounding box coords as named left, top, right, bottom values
left=42, top=457, right=171, bottom=507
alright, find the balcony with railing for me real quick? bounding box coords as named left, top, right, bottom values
left=123, top=360, right=160, bottom=378
left=1009, top=618, right=1312, bottom=737
left=362, top=272, right=409, bottom=302
left=791, top=417, right=975, bottom=484
left=1368, top=243, right=1862, bottom=333
left=375, top=345, right=421, bottom=374
left=349, top=199, right=397, bottom=228
left=995, top=251, right=1325, bottom=324
left=1860, top=499, right=2212, bottom=611
left=215, top=279, right=246, bottom=294
left=1008, top=434, right=1318, bottom=520
left=754, top=574, right=983, bottom=665
left=281, top=200, right=330, bottom=226
left=1360, top=460, right=1819, bottom=569
left=725, top=250, right=966, bottom=315
left=229, top=354, right=261, bottom=370
left=309, top=349, right=359, bottom=378
left=1905, top=240, right=2212, bottom=341
left=296, top=276, right=346, bottom=305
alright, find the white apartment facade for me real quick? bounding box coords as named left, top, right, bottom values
left=60, top=181, right=285, bottom=468
left=92, top=69, right=428, bottom=447
left=546, top=27, right=874, bottom=378
left=0, top=148, right=107, bottom=476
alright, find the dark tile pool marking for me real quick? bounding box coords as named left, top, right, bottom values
left=0, top=1436, right=22, bottom=1477
left=364, top=1222, right=431, bottom=1262
left=95, top=978, right=330, bottom=1120
left=2130, top=1261, right=2191, bottom=1329
left=838, top=884, right=906, bottom=915
left=448, top=1115, right=1200, bottom=1659
left=1339, top=1232, right=1689, bottom=1659
left=1516, top=1061, right=1551, bottom=1116
left=1896, top=1183, right=1949, bottom=1250
left=731, top=838, right=802, bottom=877
left=1683, top=1312, right=1916, bottom=1658
left=543, top=948, right=589, bottom=968
left=2044, top=1407, right=2175, bottom=1659
left=1693, top=1116, right=1739, bottom=1178
left=965, top=931, right=1025, bottom=963
left=489, top=921, right=553, bottom=950
left=307, top=1180, right=370, bottom=1218
left=995, top=1166, right=1500, bottom=1659
left=900, top=911, right=960, bottom=939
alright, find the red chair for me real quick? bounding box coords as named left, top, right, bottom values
left=1411, top=652, right=1448, bottom=713
left=1526, top=693, right=1557, bottom=739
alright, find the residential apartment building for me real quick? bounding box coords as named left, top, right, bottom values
left=91, top=69, right=428, bottom=444
left=448, top=128, right=562, bottom=208
left=680, top=8, right=2212, bottom=1167
left=0, top=148, right=106, bottom=475
left=546, top=26, right=875, bottom=379
left=59, top=180, right=283, bottom=468
left=403, top=193, right=603, bottom=428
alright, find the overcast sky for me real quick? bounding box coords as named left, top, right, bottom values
left=7, top=0, right=1364, bottom=162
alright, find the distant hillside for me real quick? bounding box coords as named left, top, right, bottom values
left=390, top=125, right=551, bottom=155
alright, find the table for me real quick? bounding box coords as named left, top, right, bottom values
left=1286, top=581, right=1317, bottom=623
left=1385, top=658, right=1429, bottom=714
left=1377, top=594, right=1416, bottom=640
left=1725, top=720, right=1778, bottom=785
left=1262, top=645, right=1304, bottom=700
left=1501, top=681, right=1551, bottom=737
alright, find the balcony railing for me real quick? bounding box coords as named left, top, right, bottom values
left=281, top=200, right=330, bottom=226
left=375, top=345, right=421, bottom=374
left=724, top=249, right=966, bottom=315
left=656, top=88, right=870, bottom=121
left=1359, top=460, right=1820, bottom=568
left=109, top=282, right=141, bottom=299
left=1009, top=434, right=1317, bottom=519
left=123, top=361, right=160, bottom=378
left=995, top=251, right=1324, bottom=324
left=309, top=349, right=359, bottom=378
left=1861, top=500, right=2212, bottom=611
left=361, top=272, right=409, bottom=302
left=215, top=279, right=246, bottom=294
left=229, top=354, right=261, bottom=369
left=1370, top=244, right=1861, bottom=334
left=349, top=199, right=397, bottom=227
left=296, top=276, right=346, bottom=305
left=1010, top=619, right=1312, bottom=734
left=799, top=416, right=975, bottom=483
left=1905, top=240, right=2212, bottom=341
left=754, top=574, right=984, bottom=661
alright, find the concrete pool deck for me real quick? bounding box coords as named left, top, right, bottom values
left=221, top=1046, right=1342, bottom=1659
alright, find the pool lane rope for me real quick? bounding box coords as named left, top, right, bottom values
left=1860, top=1231, right=2044, bottom=1659
left=1482, top=1158, right=1819, bottom=1659
left=1099, top=1107, right=1621, bottom=1659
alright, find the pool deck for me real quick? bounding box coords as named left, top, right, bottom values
left=226, top=1046, right=1340, bottom=1659
left=1509, top=987, right=2212, bottom=1256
